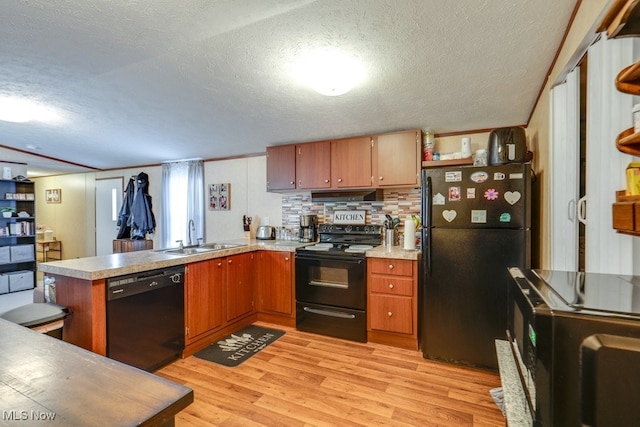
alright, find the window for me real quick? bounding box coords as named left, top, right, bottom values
left=161, top=160, right=204, bottom=248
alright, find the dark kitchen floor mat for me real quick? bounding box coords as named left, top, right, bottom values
left=193, top=325, right=285, bottom=367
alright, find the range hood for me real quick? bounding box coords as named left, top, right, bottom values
left=311, top=189, right=383, bottom=202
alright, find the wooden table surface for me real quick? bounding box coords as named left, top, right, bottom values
left=0, top=318, right=193, bottom=426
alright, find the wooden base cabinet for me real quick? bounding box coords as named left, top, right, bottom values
left=183, top=252, right=257, bottom=356
left=367, top=258, right=418, bottom=350
left=225, top=252, right=255, bottom=322
left=184, top=259, right=224, bottom=346
left=257, top=250, right=295, bottom=326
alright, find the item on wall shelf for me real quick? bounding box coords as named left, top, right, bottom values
left=461, top=137, right=472, bottom=158
left=45, top=189, right=61, bottom=203
left=209, top=183, right=230, bottom=210
left=2, top=167, right=11, bottom=180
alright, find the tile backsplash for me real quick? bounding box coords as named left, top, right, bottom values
left=282, top=188, right=421, bottom=229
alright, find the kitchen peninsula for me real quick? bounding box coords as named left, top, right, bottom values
left=0, top=318, right=193, bottom=426
left=38, top=240, right=420, bottom=357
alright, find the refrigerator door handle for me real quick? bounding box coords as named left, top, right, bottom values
left=421, top=174, right=432, bottom=277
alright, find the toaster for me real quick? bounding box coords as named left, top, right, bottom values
left=256, top=226, right=275, bottom=240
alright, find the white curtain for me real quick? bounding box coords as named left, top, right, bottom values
left=161, top=160, right=205, bottom=248
left=550, top=67, right=580, bottom=271
left=585, top=36, right=638, bottom=274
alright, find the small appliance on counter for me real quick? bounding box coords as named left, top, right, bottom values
left=299, top=214, right=318, bottom=243
left=256, top=226, right=275, bottom=240
left=487, top=126, right=527, bottom=165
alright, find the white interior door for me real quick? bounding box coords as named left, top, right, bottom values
left=95, top=178, right=123, bottom=255
left=550, top=67, right=580, bottom=271
left=585, top=36, right=638, bottom=274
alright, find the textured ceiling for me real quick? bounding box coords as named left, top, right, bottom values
left=0, top=0, right=579, bottom=176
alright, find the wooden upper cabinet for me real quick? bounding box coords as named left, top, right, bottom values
left=331, top=136, right=373, bottom=188
left=266, top=128, right=421, bottom=192
left=372, top=129, right=421, bottom=187
left=296, top=140, right=331, bottom=189
left=266, top=145, right=296, bottom=191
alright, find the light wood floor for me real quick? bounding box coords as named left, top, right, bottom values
left=156, top=322, right=505, bottom=426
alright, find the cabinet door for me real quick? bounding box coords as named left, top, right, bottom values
left=331, top=136, right=373, bottom=188
left=266, top=145, right=296, bottom=191
left=369, top=294, right=413, bottom=334
left=296, top=140, right=331, bottom=189
left=185, top=259, right=224, bottom=342
left=373, top=130, right=421, bottom=187
left=258, top=251, right=293, bottom=315
left=226, top=252, right=255, bottom=322
left=369, top=258, right=414, bottom=276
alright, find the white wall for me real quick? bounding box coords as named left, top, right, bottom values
left=203, top=156, right=282, bottom=242
left=33, top=155, right=282, bottom=257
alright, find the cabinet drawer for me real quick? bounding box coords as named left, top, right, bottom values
left=369, top=294, right=413, bottom=334
left=369, top=258, right=413, bottom=276
left=369, top=276, right=413, bottom=296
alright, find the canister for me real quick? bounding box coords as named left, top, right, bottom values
left=634, top=104, right=640, bottom=133
left=626, top=162, right=640, bottom=195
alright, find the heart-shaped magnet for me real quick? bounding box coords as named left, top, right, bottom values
left=442, top=210, right=457, bottom=222
left=504, top=191, right=521, bottom=205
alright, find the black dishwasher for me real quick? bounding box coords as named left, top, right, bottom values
left=106, top=266, right=184, bottom=372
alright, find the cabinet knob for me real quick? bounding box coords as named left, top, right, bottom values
left=388, top=283, right=394, bottom=289
left=388, top=264, right=394, bottom=269
left=324, top=179, right=329, bottom=183
left=387, top=311, right=393, bottom=317
left=379, top=176, right=384, bottom=181
left=338, top=178, right=342, bottom=183
left=285, top=257, right=289, bottom=261
left=217, top=262, right=222, bottom=267
left=228, top=259, right=232, bottom=264
left=290, top=181, right=294, bottom=185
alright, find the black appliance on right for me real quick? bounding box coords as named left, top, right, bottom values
left=420, top=162, right=531, bottom=370
left=507, top=268, right=640, bottom=426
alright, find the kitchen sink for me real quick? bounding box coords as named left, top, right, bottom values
left=199, top=242, right=246, bottom=250
left=161, top=247, right=214, bottom=255
left=156, top=242, right=246, bottom=256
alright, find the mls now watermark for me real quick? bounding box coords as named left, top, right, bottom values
left=3, top=410, right=56, bottom=421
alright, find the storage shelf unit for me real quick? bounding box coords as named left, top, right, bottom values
left=0, top=179, right=36, bottom=295
left=599, top=0, right=640, bottom=234
left=36, top=240, right=62, bottom=262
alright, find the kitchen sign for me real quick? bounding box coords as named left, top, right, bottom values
left=334, top=210, right=366, bottom=224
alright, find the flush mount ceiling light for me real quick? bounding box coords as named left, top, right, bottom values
left=291, top=49, right=366, bottom=96
left=0, top=96, right=64, bottom=124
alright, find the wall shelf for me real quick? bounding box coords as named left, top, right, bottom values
left=598, top=0, right=640, bottom=38
left=616, top=127, right=640, bottom=155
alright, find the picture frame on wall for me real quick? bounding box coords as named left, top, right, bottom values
left=45, top=189, right=61, bottom=204
left=209, top=183, right=229, bottom=210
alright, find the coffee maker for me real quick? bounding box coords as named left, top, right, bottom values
left=299, top=214, right=318, bottom=243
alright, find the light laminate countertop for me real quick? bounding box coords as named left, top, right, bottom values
left=38, top=239, right=420, bottom=281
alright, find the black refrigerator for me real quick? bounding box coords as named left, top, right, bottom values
left=420, top=162, right=531, bottom=370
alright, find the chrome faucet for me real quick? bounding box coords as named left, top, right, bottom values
left=176, top=240, right=184, bottom=250
left=188, top=219, right=195, bottom=246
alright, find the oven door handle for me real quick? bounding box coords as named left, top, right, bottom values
left=303, top=306, right=356, bottom=319
left=296, top=254, right=364, bottom=264
left=309, top=280, right=348, bottom=289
